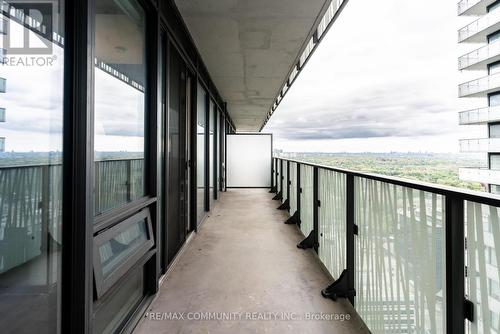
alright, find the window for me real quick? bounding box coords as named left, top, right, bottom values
left=490, top=279, right=500, bottom=300
left=489, top=93, right=500, bottom=107
left=490, top=124, right=500, bottom=138
left=491, top=154, right=500, bottom=170
left=93, top=264, right=145, bottom=334
left=0, top=1, right=65, bottom=333
left=93, top=209, right=153, bottom=298
left=94, top=0, right=146, bottom=215
left=489, top=62, right=500, bottom=76
left=197, top=83, right=207, bottom=223
left=488, top=1, right=500, bottom=13
left=489, top=31, right=500, bottom=44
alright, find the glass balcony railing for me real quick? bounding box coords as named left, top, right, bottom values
left=460, top=138, right=500, bottom=152
left=0, top=158, right=144, bottom=275
left=0, top=107, right=5, bottom=122
left=274, top=156, right=500, bottom=333
left=459, top=39, right=500, bottom=70
left=458, top=0, right=492, bottom=15
left=458, top=71, right=500, bottom=97
left=458, top=6, right=500, bottom=42
left=459, top=167, right=500, bottom=185
left=459, top=105, right=500, bottom=124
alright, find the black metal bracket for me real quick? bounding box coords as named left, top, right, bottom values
left=285, top=210, right=300, bottom=225
left=465, top=299, right=474, bottom=322
left=321, top=269, right=356, bottom=302
left=272, top=191, right=282, bottom=201
left=269, top=186, right=277, bottom=194
left=297, top=230, right=317, bottom=249
left=277, top=199, right=290, bottom=210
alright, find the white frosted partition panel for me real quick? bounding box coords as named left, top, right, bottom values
left=226, top=134, right=272, bottom=187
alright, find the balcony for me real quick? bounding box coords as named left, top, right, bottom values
left=459, top=167, right=500, bottom=184
left=458, top=71, right=500, bottom=97
left=459, top=105, right=500, bottom=124
left=460, top=137, right=500, bottom=152
left=459, top=39, right=500, bottom=70
left=458, top=6, right=500, bottom=43
left=134, top=189, right=368, bottom=334
left=458, top=0, right=498, bottom=16
left=133, top=157, right=500, bottom=333
left=0, top=107, right=5, bottom=122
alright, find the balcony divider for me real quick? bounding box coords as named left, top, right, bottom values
left=273, top=156, right=500, bottom=334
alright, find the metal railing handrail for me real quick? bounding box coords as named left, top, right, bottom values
left=0, top=157, right=144, bottom=170
left=274, top=156, right=500, bottom=207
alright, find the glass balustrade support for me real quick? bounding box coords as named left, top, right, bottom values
left=313, top=166, right=319, bottom=253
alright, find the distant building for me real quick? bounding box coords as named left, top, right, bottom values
left=458, top=0, right=500, bottom=194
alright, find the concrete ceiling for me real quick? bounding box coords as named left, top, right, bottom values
left=175, top=0, right=330, bottom=132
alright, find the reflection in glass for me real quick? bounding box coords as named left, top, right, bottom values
left=98, top=220, right=148, bottom=278
left=0, top=1, right=65, bottom=333
left=94, top=0, right=146, bottom=215
left=197, top=83, right=206, bottom=224
left=93, top=265, right=144, bottom=334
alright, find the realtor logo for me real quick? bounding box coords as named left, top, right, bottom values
left=2, top=1, right=56, bottom=55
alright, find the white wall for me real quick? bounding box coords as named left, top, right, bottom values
left=226, top=134, right=272, bottom=187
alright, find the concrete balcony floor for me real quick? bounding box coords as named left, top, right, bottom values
left=134, top=189, right=369, bottom=334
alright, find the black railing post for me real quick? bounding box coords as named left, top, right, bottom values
left=273, top=159, right=283, bottom=201
left=297, top=163, right=301, bottom=216
left=446, top=195, right=466, bottom=334
left=313, top=166, right=319, bottom=253
left=346, top=173, right=355, bottom=306
left=287, top=161, right=291, bottom=205
left=126, top=159, right=132, bottom=202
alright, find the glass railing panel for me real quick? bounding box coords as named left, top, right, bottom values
left=318, top=169, right=346, bottom=279
left=289, top=162, right=298, bottom=214
left=459, top=106, right=500, bottom=124
left=459, top=39, right=500, bottom=69
left=459, top=72, right=500, bottom=97
left=460, top=138, right=500, bottom=152
left=282, top=161, right=288, bottom=203
left=459, top=7, right=500, bottom=42
left=465, top=202, right=500, bottom=334
left=355, top=177, right=446, bottom=333
left=300, top=165, right=314, bottom=236
left=458, top=0, right=482, bottom=15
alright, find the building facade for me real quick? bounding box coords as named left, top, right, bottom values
left=459, top=0, right=500, bottom=193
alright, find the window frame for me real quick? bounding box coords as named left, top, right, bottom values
left=93, top=208, right=154, bottom=298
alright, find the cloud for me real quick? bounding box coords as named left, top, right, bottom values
left=263, top=0, right=473, bottom=152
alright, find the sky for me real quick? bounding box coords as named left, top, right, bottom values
left=263, top=0, right=487, bottom=153
left=0, top=14, right=145, bottom=153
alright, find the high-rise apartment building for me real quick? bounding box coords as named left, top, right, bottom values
left=458, top=0, right=500, bottom=193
